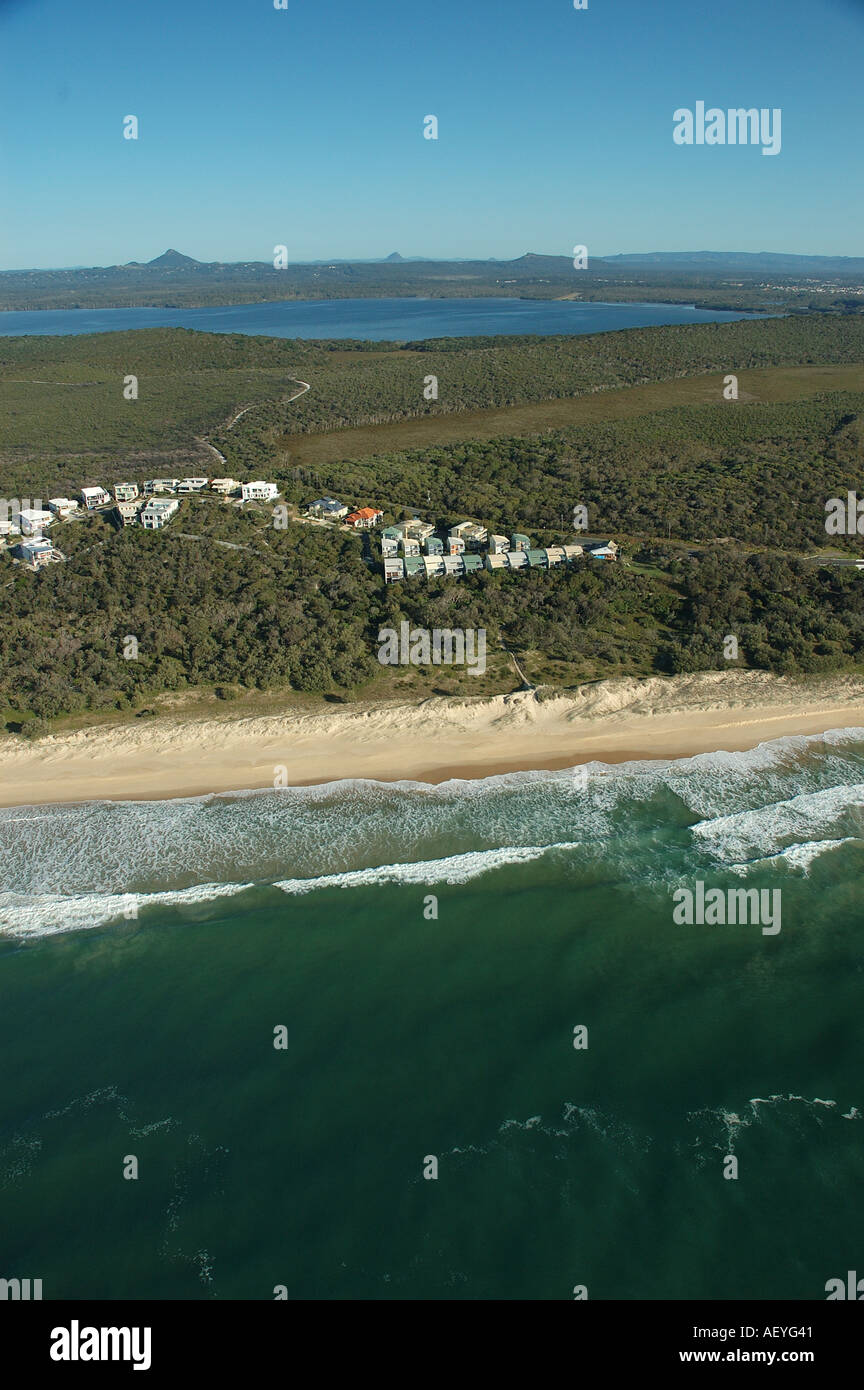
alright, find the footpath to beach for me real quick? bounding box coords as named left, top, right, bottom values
left=2, top=671, right=864, bottom=808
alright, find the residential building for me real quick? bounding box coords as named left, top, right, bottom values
left=396, top=518, right=435, bottom=542
left=141, top=499, right=180, bottom=530
left=489, top=534, right=509, bottom=554
left=144, top=479, right=179, bottom=495
left=17, top=508, right=54, bottom=537
left=587, top=541, right=619, bottom=560
left=345, top=506, right=384, bottom=528
left=383, top=558, right=405, bottom=583
left=114, top=483, right=139, bottom=503
left=511, top=533, right=531, bottom=552
left=47, top=497, right=79, bottom=518
left=545, top=547, right=566, bottom=567
left=115, top=501, right=142, bottom=526
left=404, top=556, right=426, bottom=578
left=80, top=486, right=111, bottom=510
left=241, top=481, right=280, bottom=502
left=527, top=549, right=549, bottom=568
left=449, top=521, right=488, bottom=548
left=17, top=538, right=61, bottom=568
left=308, top=496, right=348, bottom=520
left=446, top=536, right=465, bottom=555
left=484, top=553, right=507, bottom=571
left=401, top=536, right=421, bottom=557
left=423, top=555, right=446, bottom=579
left=442, top=555, right=465, bottom=576
left=562, top=544, right=584, bottom=562
left=178, top=477, right=209, bottom=494
left=506, top=550, right=529, bottom=569
left=210, top=478, right=241, bottom=496
left=424, top=536, right=444, bottom=555
left=462, top=554, right=484, bottom=574
left=381, top=527, right=401, bottom=558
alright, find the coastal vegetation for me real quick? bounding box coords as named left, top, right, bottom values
left=1, top=339, right=863, bottom=730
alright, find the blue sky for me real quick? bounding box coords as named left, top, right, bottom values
left=0, top=0, right=861, bottom=268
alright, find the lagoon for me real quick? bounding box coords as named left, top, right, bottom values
left=0, top=296, right=768, bottom=341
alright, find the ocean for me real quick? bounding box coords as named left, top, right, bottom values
left=1, top=731, right=863, bottom=1301
left=0, top=297, right=768, bottom=341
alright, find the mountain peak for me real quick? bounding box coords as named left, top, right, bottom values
left=146, top=249, right=201, bottom=268
left=383, top=251, right=404, bottom=262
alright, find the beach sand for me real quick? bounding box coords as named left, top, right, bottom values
left=2, top=670, right=864, bottom=808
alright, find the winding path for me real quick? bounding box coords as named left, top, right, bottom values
left=195, top=376, right=311, bottom=469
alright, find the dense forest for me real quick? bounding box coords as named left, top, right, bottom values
left=3, top=315, right=861, bottom=499
left=2, top=374, right=864, bottom=731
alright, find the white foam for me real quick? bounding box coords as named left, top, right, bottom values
left=729, top=836, right=859, bottom=876
left=274, top=842, right=582, bottom=894
left=0, top=880, right=255, bottom=940
left=691, top=783, right=864, bottom=863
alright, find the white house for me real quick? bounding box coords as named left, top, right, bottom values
left=114, top=483, right=139, bottom=503
left=141, top=499, right=180, bottom=530
left=115, top=501, right=142, bottom=526
left=383, top=558, right=405, bottom=583
left=241, top=481, right=279, bottom=502
left=48, top=497, right=79, bottom=517
left=210, top=478, right=241, bottom=496
left=17, top=538, right=60, bottom=568
left=17, top=508, right=54, bottom=536
left=178, top=477, right=209, bottom=493
left=80, top=486, right=111, bottom=510
left=144, top=479, right=179, bottom=495
left=489, top=534, right=509, bottom=554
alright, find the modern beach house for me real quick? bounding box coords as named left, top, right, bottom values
left=140, top=499, right=180, bottom=530
left=241, top=481, right=279, bottom=502
left=80, top=486, right=111, bottom=510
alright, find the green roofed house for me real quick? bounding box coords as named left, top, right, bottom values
left=404, top=555, right=426, bottom=578
left=527, top=549, right=548, bottom=568
left=511, top=533, right=531, bottom=552
left=462, top=554, right=483, bottom=573
left=424, top=535, right=444, bottom=555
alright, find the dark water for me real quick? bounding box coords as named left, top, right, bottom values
left=0, top=298, right=768, bottom=341
left=1, top=734, right=863, bottom=1300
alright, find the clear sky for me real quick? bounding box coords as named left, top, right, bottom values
left=0, top=0, right=861, bottom=269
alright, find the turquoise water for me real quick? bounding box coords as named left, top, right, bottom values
left=0, top=297, right=767, bottom=340
left=1, top=733, right=863, bottom=1300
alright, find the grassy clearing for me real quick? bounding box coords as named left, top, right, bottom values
left=275, top=364, right=864, bottom=466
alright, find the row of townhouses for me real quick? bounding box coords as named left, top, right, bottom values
left=382, top=520, right=619, bottom=583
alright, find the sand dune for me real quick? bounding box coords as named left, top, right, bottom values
left=2, top=670, right=864, bottom=808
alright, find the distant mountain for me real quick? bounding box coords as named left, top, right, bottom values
left=146, top=249, right=203, bottom=269
left=383, top=252, right=403, bottom=263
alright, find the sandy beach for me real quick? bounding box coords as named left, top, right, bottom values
left=2, top=670, right=864, bottom=809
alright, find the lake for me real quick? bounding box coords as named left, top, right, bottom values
left=0, top=297, right=769, bottom=341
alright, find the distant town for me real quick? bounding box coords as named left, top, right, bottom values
left=1, top=477, right=621, bottom=580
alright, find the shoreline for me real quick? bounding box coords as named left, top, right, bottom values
left=2, top=671, right=864, bottom=809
